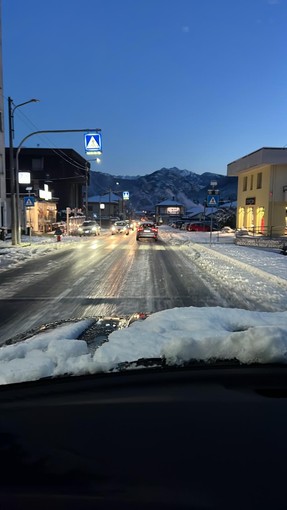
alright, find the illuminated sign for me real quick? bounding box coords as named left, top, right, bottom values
left=19, top=172, right=31, bottom=184
left=167, top=207, right=180, bottom=214
left=84, top=132, right=102, bottom=155
left=39, top=184, right=52, bottom=200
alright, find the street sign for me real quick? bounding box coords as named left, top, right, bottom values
left=84, top=132, right=102, bottom=155
left=24, top=196, right=35, bottom=207
left=207, top=194, right=219, bottom=206
left=123, top=191, right=129, bottom=200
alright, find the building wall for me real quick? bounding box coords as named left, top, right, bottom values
left=236, top=164, right=286, bottom=236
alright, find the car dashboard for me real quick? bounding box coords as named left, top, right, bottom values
left=0, top=364, right=287, bottom=509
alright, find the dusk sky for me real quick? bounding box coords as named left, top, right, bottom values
left=2, top=0, right=287, bottom=176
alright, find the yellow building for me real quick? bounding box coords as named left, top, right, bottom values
left=227, top=147, right=287, bottom=237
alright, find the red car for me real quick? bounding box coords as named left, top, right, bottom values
left=187, top=222, right=211, bottom=232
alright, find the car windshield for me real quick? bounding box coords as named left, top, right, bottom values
left=1, top=0, right=287, bottom=386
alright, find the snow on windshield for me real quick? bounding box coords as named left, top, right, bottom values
left=0, top=307, right=286, bottom=385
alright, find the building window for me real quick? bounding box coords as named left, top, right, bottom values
left=32, top=158, right=44, bottom=171
left=243, top=176, right=247, bottom=191
left=250, top=175, right=253, bottom=191
left=257, top=172, right=262, bottom=189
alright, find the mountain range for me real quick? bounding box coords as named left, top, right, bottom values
left=89, top=167, right=238, bottom=211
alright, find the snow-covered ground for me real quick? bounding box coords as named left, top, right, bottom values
left=0, top=227, right=286, bottom=385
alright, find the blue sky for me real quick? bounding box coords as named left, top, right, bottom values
left=2, top=0, right=287, bottom=176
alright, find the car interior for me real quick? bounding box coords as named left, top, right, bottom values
left=1, top=363, right=287, bottom=509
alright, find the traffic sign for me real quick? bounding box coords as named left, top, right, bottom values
left=123, top=191, right=129, bottom=200
left=84, top=132, right=102, bottom=155
left=207, top=194, right=219, bottom=206
left=24, top=196, right=35, bottom=207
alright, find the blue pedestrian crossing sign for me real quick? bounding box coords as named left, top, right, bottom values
left=24, top=196, right=35, bottom=207
left=84, top=132, right=102, bottom=155
left=207, top=194, right=219, bottom=206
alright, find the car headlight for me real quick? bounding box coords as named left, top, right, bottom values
left=78, top=228, right=83, bottom=233
left=111, top=226, right=116, bottom=231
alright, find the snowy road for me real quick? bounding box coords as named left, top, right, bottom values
left=0, top=228, right=286, bottom=344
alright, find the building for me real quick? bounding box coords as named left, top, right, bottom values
left=227, top=147, right=287, bottom=237
left=5, top=147, right=89, bottom=233
left=155, top=199, right=185, bottom=224
left=88, top=192, right=124, bottom=225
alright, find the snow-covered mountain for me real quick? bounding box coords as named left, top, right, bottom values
left=89, top=167, right=238, bottom=211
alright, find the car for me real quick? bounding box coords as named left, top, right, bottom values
left=77, top=220, right=101, bottom=236
left=111, top=220, right=129, bottom=235
left=186, top=221, right=218, bottom=232
left=136, top=222, right=158, bottom=241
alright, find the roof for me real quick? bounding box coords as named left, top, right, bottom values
left=156, top=199, right=184, bottom=207
left=227, top=147, right=287, bottom=176
left=88, top=193, right=121, bottom=203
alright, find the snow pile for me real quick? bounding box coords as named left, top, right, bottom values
left=0, top=308, right=287, bottom=386
left=0, top=321, right=93, bottom=385
left=94, top=307, right=287, bottom=367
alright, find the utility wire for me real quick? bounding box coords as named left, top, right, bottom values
left=13, top=107, right=89, bottom=171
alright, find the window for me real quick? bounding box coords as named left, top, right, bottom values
left=32, top=158, right=44, bottom=171
left=250, top=175, right=253, bottom=191
left=243, top=176, right=247, bottom=191
left=257, top=172, right=262, bottom=189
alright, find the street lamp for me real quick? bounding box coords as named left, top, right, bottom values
left=8, top=97, right=40, bottom=245
left=15, top=128, right=101, bottom=244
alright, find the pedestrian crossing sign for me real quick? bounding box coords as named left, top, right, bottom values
left=84, top=132, right=102, bottom=155
left=207, top=195, right=219, bottom=206
left=24, top=196, right=35, bottom=207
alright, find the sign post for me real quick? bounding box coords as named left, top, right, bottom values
left=207, top=181, right=220, bottom=245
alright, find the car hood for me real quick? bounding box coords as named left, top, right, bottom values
left=1, top=307, right=287, bottom=386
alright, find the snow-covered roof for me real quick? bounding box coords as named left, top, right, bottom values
left=88, top=193, right=121, bottom=203
left=157, top=199, right=184, bottom=206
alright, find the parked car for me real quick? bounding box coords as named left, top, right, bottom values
left=77, top=220, right=101, bottom=236
left=136, top=222, right=158, bottom=241
left=111, top=221, right=129, bottom=235
left=187, top=222, right=217, bottom=232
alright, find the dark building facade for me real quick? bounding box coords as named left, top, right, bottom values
left=5, top=147, right=90, bottom=231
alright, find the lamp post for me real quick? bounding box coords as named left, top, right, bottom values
left=8, top=97, right=39, bottom=245
left=85, top=157, right=101, bottom=219
left=15, top=128, right=101, bottom=244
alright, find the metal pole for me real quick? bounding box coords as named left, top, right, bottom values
left=85, top=162, right=89, bottom=219
left=8, top=97, right=17, bottom=245
left=9, top=98, right=39, bottom=244
left=15, top=128, right=101, bottom=244
left=109, top=188, right=111, bottom=224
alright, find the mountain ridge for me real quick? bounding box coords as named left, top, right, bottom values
left=89, top=167, right=237, bottom=211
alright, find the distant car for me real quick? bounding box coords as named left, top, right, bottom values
left=77, top=220, right=101, bottom=236
left=136, top=222, right=158, bottom=241
left=111, top=221, right=129, bottom=235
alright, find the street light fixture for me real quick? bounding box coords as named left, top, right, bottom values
left=8, top=97, right=40, bottom=245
